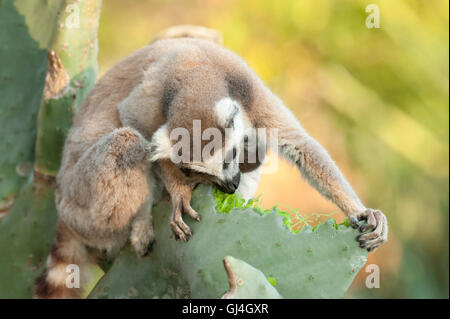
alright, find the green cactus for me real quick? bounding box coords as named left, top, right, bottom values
left=0, top=183, right=58, bottom=298
left=34, top=0, right=102, bottom=176
left=0, top=0, right=102, bottom=298
left=89, top=185, right=368, bottom=299
left=0, top=0, right=64, bottom=207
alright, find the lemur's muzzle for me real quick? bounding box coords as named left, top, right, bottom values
left=217, top=173, right=241, bottom=194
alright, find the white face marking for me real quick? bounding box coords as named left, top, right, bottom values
left=215, top=97, right=246, bottom=149
left=213, top=97, right=247, bottom=181
left=215, top=97, right=244, bottom=129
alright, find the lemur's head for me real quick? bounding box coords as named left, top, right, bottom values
left=142, top=47, right=265, bottom=193
left=150, top=97, right=248, bottom=194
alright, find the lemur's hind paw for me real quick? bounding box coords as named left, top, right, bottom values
left=131, top=221, right=155, bottom=257
left=170, top=199, right=201, bottom=241
left=140, top=239, right=155, bottom=257
left=170, top=220, right=192, bottom=242
left=350, top=208, right=388, bottom=252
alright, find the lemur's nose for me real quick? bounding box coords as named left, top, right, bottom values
left=231, top=173, right=241, bottom=189
left=227, top=173, right=241, bottom=193
left=219, top=173, right=241, bottom=194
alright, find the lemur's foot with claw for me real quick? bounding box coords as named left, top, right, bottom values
left=169, top=190, right=201, bottom=241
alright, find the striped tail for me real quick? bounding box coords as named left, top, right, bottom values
left=34, top=221, right=92, bottom=299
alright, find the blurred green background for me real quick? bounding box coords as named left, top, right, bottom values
left=97, top=0, right=448, bottom=298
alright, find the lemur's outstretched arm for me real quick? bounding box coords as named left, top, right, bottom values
left=255, top=89, right=388, bottom=251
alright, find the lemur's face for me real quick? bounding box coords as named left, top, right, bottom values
left=150, top=97, right=248, bottom=194
left=180, top=145, right=241, bottom=194
left=178, top=97, right=245, bottom=193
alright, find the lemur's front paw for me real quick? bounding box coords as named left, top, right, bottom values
left=170, top=198, right=201, bottom=242
left=349, top=208, right=388, bottom=252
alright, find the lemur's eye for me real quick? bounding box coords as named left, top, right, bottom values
left=223, top=147, right=237, bottom=170
left=231, top=147, right=237, bottom=159
left=180, top=167, right=193, bottom=177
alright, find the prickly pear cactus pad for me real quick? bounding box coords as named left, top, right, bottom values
left=89, top=185, right=368, bottom=299
left=0, top=0, right=102, bottom=298
left=0, top=0, right=63, bottom=204
left=0, top=183, right=58, bottom=298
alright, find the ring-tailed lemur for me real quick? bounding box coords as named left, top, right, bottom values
left=34, top=26, right=388, bottom=298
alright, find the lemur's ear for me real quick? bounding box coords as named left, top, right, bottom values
left=215, top=97, right=240, bottom=129
left=148, top=125, right=172, bottom=161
